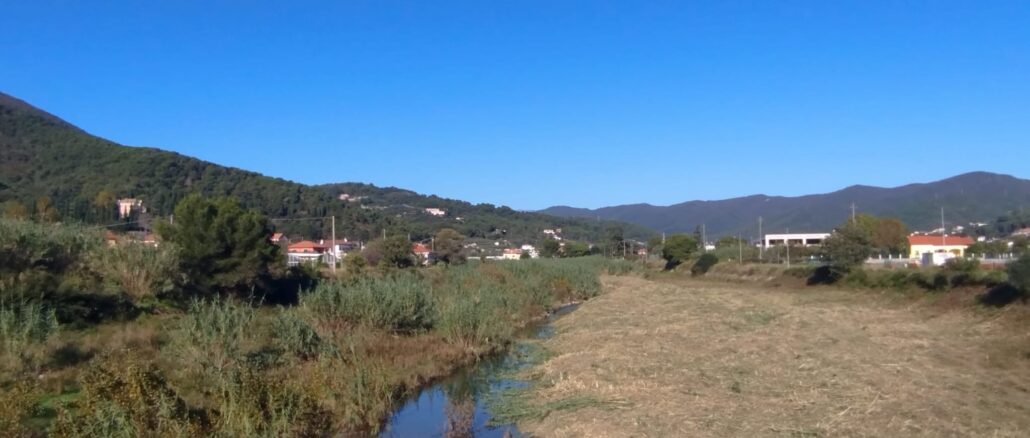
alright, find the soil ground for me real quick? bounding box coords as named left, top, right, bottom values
left=518, top=275, right=1030, bottom=437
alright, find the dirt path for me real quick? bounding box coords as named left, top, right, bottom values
left=518, top=275, right=1030, bottom=437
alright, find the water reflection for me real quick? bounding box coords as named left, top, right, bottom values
left=380, top=304, right=577, bottom=438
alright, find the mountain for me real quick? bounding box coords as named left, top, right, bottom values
left=541, top=172, right=1030, bottom=238
left=0, top=91, right=650, bottom=243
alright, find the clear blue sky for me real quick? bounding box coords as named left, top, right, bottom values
left=2, top=1, right=1028, bottom=210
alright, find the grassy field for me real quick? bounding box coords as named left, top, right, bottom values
left=512, top=274, right=1030, bottom=437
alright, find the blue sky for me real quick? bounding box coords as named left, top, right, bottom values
left=2, top=1, right=1028, bottom=210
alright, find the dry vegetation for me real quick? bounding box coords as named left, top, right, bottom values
left=516, top=275, right=1030, bottom=437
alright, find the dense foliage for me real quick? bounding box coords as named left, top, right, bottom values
left=157, top=194, right=280, bottom=296
left=661, top=234, right=698, bottom=270
left=821, top=221, right=874, bottom=275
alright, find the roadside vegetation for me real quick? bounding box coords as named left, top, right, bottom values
left=0, top=194, right=630, bottom=436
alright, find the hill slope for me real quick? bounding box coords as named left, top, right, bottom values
left=541, top=172, right=1030, bottom=237
left=0, top=91, right=649, bottom=242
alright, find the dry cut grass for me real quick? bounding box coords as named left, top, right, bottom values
left=518, top=275, right=1030, bottom=437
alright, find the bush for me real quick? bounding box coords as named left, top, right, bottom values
left=942, top=257, right=980, bottom=274
left=87, top=243, right=182, bottom=305
left=271, top=311, right=335, bottom=360
left=0, top=219, right=101, bottom=298
left=1007, top=253, right=1030, bottom=293
left=691, top=254, right=719, bottom=276
left=661, top=234, right=697, bottom=270
left=172, top=298, right=257, bottom=377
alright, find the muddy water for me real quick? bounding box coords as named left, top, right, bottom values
left=379, top=304, right=577, bottom=438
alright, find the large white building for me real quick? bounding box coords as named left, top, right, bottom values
left=763, top=233, right=831, bottom=248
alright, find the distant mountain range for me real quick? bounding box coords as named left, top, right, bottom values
left=541, top=172, right=1030, bottom=238
left=0, top=91, right=649, bottom=242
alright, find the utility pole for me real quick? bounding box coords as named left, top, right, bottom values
left=758, top=216, right=763, bottom=261
left=851, top=202, right=857, bottom=223
left=702, top=223, right=707, bottom=253
left=738, top=233, right=742, bottom=264
left=786, top=237, right=791, bottom=268
left=331, top=216, right=337, bottom=274
left=941, top=207, right=946, bottom=246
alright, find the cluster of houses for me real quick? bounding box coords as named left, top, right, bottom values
left=760, top=229, right=1024, bottom=266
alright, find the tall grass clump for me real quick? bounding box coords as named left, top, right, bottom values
left=0, top=298, right=59, bottom=365
left=212, top=366, right=331, bottom=437
left=271, top=310, right=336, bottom=360
left=301, top=273, right=434, bottom=332
left=87, top=242, right=182, bottom=305
left=172, top=298, right=256, bottom=377
left=434, top=284, right=514, bottom=349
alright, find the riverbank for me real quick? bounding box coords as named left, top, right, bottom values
left=1, top=257, right=634, bottom=436
left=512, top=275, right=1030, bottom=437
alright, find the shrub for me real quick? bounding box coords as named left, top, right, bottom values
left=50, top=357, right=202, bottom=437
left=661, top=234, right=697, bottom=270
left=0, top=219, right=101, bottom=298
left=691, top=254, right=719, bottom=276
left=271, top=311, right=336, bottom=360
left=943, top=257, right=980, bottom=274
left=1007, top=253, right=1030, bottom=293
left=87, top=243, right=182, bottom=305
left=172, top=298, right=256, bottom=377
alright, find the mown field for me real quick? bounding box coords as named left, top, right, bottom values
left=508, top=274, right=1030, bottom=437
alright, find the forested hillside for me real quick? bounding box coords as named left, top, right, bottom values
left=542, top=172, right=1030, bottom=237
left=0, top=92, right=648, bottom=242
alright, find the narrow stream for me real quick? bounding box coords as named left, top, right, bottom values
left=379, top=304, right=578, bottom=438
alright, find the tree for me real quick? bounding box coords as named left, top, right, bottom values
left=662, top=234, right=698, bottom=270
left=562, top=241, right=591, bottom=258
left=821, top=221, right=873, bottom=275
left=434, top=228, right=466, bottom=265
left=379, top=235, right=414, bottom=269
left=35, top=196, right=60, bottom=222
left=156, top=194, right=279, bottom=295
left=92, top=189, right=117, bottom=222
left=540, top=238, right=561, bottom=258
left=1007, top=253, right=1030, bottom=293
left=604, top=225, right=625, bottom=257
left=1, top=200, right=29, bottom=220
left=854, top=214, right=908, bottom=255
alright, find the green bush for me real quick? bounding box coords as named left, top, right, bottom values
left=1007, top=253, right=1030, bottom=292
left=0, top=219, right=101, bottom=298
left=172, top=298, right=257, bottom=377
left=87, top=243, right=182, bottom=305
left=271, top=311, right=336, bottom=360
left=691, top=253, right=719, bottom=276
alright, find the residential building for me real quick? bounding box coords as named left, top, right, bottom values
left=270, top=232, right=290, bottom=246
left=907, top=235, right=975, bottom=259
left=117, top=198, right=144, bottom=218
left=413, top=243, right=435, bottom=265
left=321, top=238, right=362, bottom=261
left=520, top=244, right=539, bottom=258
left=425, top=208, right=446, bottom=217
left=502, top=248, right=524, bottom=260
left=1013, top=228, right=1030, bottom=238
left=763, top=233, right=831, bottom=248
left=287, top=240, right=331, bottom=266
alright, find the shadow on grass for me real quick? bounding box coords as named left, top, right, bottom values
left=977, top=283, right=1027, bottom=307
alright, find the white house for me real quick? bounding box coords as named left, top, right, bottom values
left=908, top=235, right=974, bottom=259
left=502, top=248, right=524, bottom=260
left=425, top=208, right=446, bottom=217
left=520, top=244, right=539, bottom=258
left=117, top=198, right=144, bottom=219
left=763, top=233, right=831, bottom=248
left=286, top=240, right=333, bottom=266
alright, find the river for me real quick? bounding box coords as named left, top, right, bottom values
left=378, top=304, right=578, bottom=437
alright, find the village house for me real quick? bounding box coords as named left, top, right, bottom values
left=117, top=198, right=145, bottom=219
left=287, top=240, right=331, bottom=266
left=907, top=235, right=975, bottom=259
left=1013, top=228, right=1030, bottom=238
left=425, top=208, right=446, bottom=217
left=412, top=243, right=435, bottom=265
left=502, top=248, right=524, bottom=260
left=320, top=239, right=362, bottom=261
left=520, top=244, right=539, bottom=258
left=270, top=232, right=290, bottom=246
